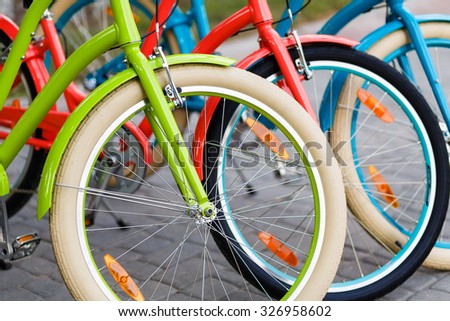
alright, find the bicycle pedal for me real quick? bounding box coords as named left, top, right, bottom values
left=11, top=233, right=41, bottom=261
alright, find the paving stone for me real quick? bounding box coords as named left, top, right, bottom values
left=13, top=253, right=59, bottom=278
left=430, top=274, right=450, bottom=293
left=24, top=276, right=69, bottom=300
left=397, top=268, right=438, bottom=293
left=0, top=267, right=35, bottom=291
left=1, top=287, right=44, bottom=301
left=377, top=286, right=414, bottom=301
left=408, top=289, right=450, bottom=301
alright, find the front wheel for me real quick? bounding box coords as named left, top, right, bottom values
left=50, top=64, right=346, bottom=301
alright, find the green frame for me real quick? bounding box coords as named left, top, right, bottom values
left=37, top=54, right=234, bottom=218
left=0, top=0, right=234, bottom=218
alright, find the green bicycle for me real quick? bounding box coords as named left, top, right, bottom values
left=0, top=0, right=346, bottom=300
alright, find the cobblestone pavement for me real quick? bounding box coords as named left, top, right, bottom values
left=1, top=0, right=450, bottom=301
left=3, top=194, right=450, bottom=301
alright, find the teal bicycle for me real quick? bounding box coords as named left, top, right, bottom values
left=317, top=0, right=450, bottom=270
left=0, top=0, right=348, bottom=300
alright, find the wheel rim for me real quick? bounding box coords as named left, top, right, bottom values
left=212, top=104, right=324, bottom=293
left=68, top=85, right=327, bottom=300
left=298, top=59, right=435, bottom=292
left=374, top=33, right=450, bottom=251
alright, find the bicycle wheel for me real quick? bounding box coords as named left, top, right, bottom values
left=0, top=30, right=46, bottom=217
left=240, top=44, right=448, bottom=300
left=51, top=0, right=179, bottom=90
left=50, top=64, right=346, bottom=300
left=364, top=21, right=450, bottom=269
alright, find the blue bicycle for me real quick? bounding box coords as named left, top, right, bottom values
left=314, top=0, right=450, bottom=270
left=276, top=0, right=450, bottom=270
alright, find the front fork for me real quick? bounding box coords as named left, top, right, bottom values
left=127, top=44, right=216, bottom=219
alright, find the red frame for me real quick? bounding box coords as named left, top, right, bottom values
left=140, top=0, right=357, bottom=180
left=0, top=14, right=83, bottom=148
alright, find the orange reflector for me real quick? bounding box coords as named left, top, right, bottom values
left=85, top=218, right=93, bottom=227
left=18, top=234, right=34, bottom=242
left=11, top=99, right=21, bottom=108
left=357, top=88, right=394, bottom=123
left=258, top=232, right=298, bottom=267
left=104, top=254, right=144, bottom=301
left=245, top=117, right=289, bottom=160
left=368, top=165, right=399, bottom=208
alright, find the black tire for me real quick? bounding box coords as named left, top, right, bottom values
left=204, top=100, right=288, bottom=299
left=213, top=44, right=449, bottom=300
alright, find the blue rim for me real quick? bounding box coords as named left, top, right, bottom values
left=309, top=61, right=434, bottom=290
left=382, top=37, right=450, bottom=249
left=220, top=107, right=296, bottom=284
